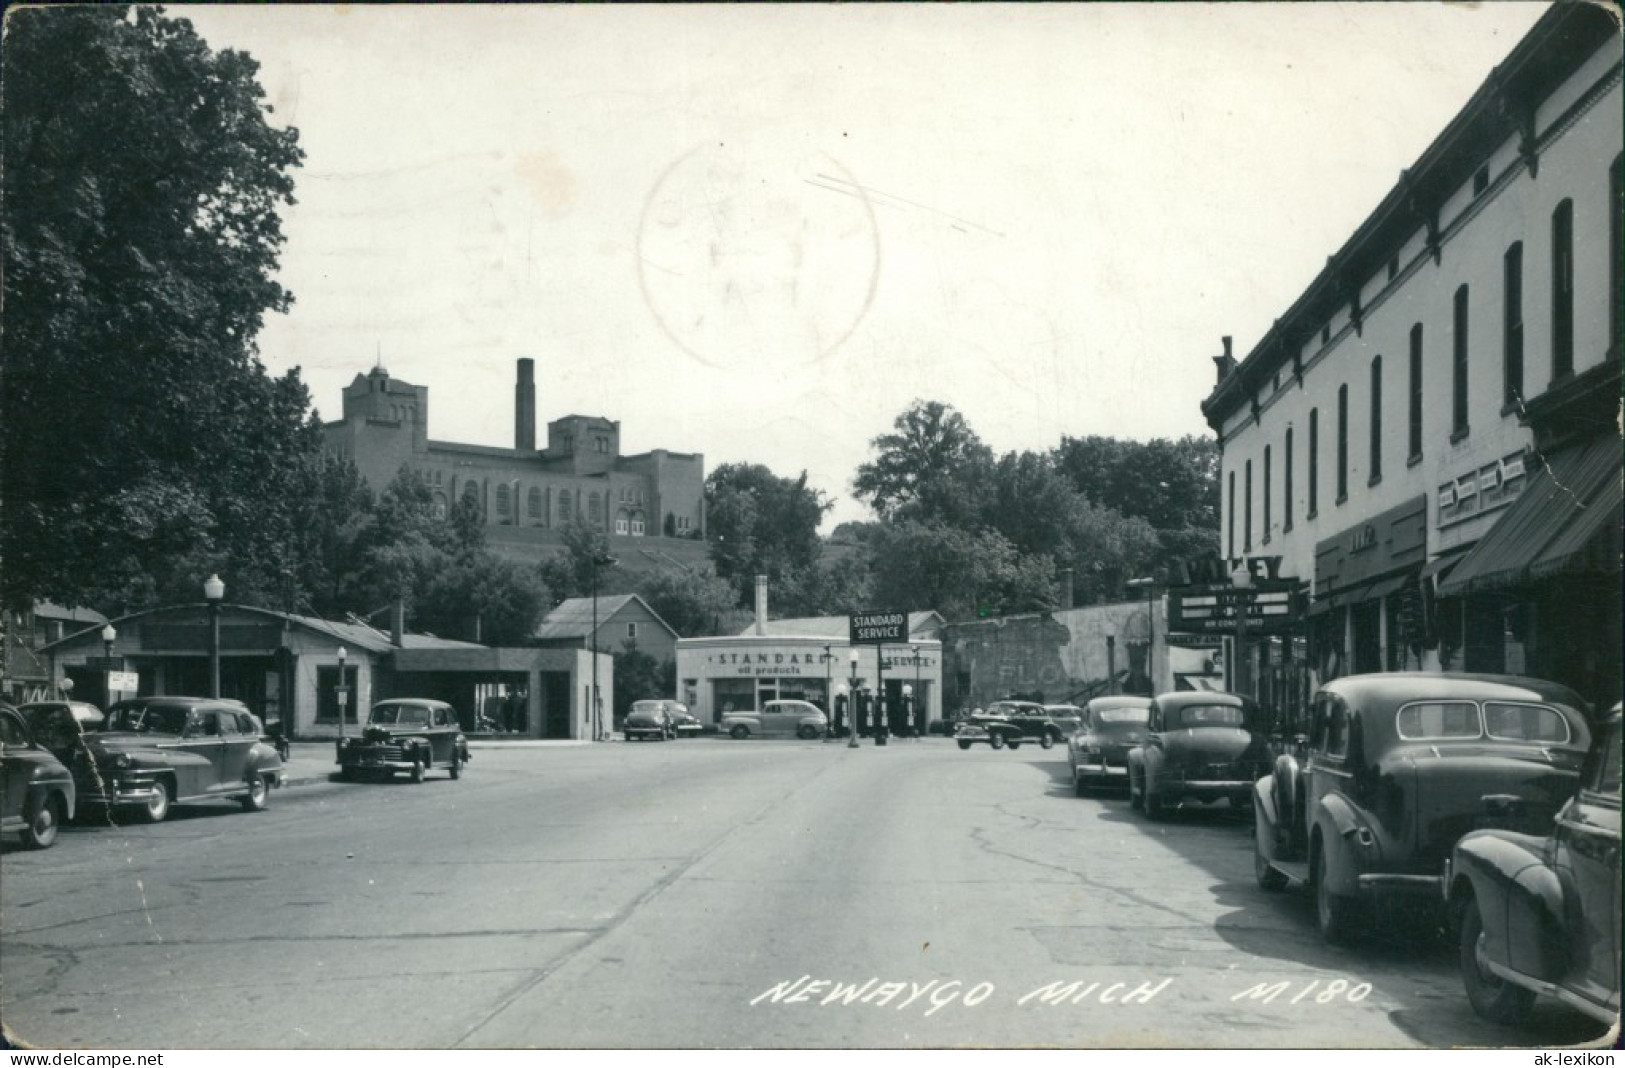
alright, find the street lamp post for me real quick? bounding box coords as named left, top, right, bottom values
left=336, top=646, right=349, bottom=739
left=589, top=550, right=617, bottom=742
left=1127, top=577, right=1156, bottom=696
left=823, top=644, right=834, bottom=742
left=1230, top=563, right=1253, bottom=696
left=875, top=645, right=888, bottom=747
left=835, top=682, right=847, bottom=740
left=101, top=624, right=117, bottom=704
left=847, top=651, right=861, bottom=749
left=204, top=574, right=224, bottom=699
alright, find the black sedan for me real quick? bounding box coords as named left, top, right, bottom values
left=1126, top=691, right=1271, bottom=819
left=1068, top=695, right=1152, bottom=795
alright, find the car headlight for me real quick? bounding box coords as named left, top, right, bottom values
left=112, top=752, right=132, bottom=769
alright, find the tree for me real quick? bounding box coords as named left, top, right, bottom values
left=1053, top=435, right=1219, bottom=534
left=416, top=553, right=550, bottom=646
left=704, top=463, right=832, bottom=603
left=633, top=567, right=742, bottom=638
left=867, top=522, right=1055, bottom=620
left=852, top=400, right=994, bottom=526
left=2, top=6, right=307, bottom=611
left=610, top=643, right=674, bottom=722
left=538, top=520, right=620, bottom=602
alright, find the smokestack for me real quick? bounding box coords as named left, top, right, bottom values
left=515, top=358, right=536, bottom=452
left=754, top=575, right=768, bottom=636
left=392, top=599, right=406, bottom=648
left=1059, top=568, right=1074, bottom=610
left=1212, top=335, right=1237, bottom=386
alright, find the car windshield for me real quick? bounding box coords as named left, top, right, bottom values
left=370, top=704, right=430, bottom=726
left=105, top=703, right=188, bottom=734
left=20, top=706, right=82, bottom=748
left=1096, top=708, right=1150, bottom=726
left=987, top=703, right=1037, bottom=717
left=630, top=701, right=664, bottom=712
left=1166, top=704, right=1246, bottom=729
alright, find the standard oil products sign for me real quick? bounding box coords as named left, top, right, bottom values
left=849, top=610, right=907, bottom=644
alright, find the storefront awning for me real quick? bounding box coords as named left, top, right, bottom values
left=1439, top=435, right=1623, bottom=597
left=1420, top=546, right=1473, bottom=582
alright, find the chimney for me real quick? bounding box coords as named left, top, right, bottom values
left=1212, top=335, right=1237, bottom=386
left=515, top=358, right=536, bottom=452
left=392, top=600, right=405, bottom=648
left=754, top=575, right=768, bottom=636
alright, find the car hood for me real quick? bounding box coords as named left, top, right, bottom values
left=361, top=724, right=434, bottom=740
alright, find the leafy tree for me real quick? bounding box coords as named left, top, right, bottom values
left=704, top=463, right=832, bottom=602
left=772, top=553, right=873, bottom=618
left=2, top=6, right=307, bottom=612
left=538, top=520, right=620, bottom=602
left=611, top=643, right=674, bottom=722
left=867, top=521, right=1055, bottom=620
left=1054, top=435, right=1219, bottom=534
left=852, top=400, right=994, bottom=527
left=416, top=553, right=550, bottom=646
left=633, top=567, right=741, bottom=638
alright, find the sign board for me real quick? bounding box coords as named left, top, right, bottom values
left=107, top=671, right=139, bottom=692
left=1167, top=582, right=1306, bottom=637
left=848, top=610, right=907, bottom=644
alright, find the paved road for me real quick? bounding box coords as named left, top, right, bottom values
left=1, top=739, right=1609, bottom=1049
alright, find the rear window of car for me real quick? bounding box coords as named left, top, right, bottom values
left=630, top=701, right=662, bottom=712
left=1396, top=701, right=1481, bottom=740
left=1482, top=701, right=1572, bottom=744
left=1167, top=705, right=1245, bottom=729
left=371, top=704, right=430, bottom=726
left=1095, top=709, right=1150, bottom=725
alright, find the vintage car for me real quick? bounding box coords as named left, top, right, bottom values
left=1446, top=704, right=1619, bottom=1027
left=337, top=699, right=469, bottom=781
left=628, top=699, right=700, bottom=738
left=1, top=702, right=76, bottom=849
left=1068, top=695, right=1152, bottom=794
left=76, top=697, right=286, bottom=822
left=623, top=703, right=676, bottom=742
left=16, top=700, right=105, bottom=764
left=1127, top=691, right=1270, bottom=818
left=955, top=700, right=1068, bottom=751
left=1253, top=673, right=1592, bottom=945
left=1044, top=704, right=1086, bottom=738
left=722, top=699, right=828, bottom=740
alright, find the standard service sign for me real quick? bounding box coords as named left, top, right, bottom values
left=849, top=610, right=907, bottom=644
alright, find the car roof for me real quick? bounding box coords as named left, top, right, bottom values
left=373, top=698, right=453, bottom=709
left=1152, top=691, right=1248, bottom=710
left=1320, top=672, right=1590, bottom=712
left=1085, top=695, right=1152, bottom=711
left=109, top=696, right=239, bottom=711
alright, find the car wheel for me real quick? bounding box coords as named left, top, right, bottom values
left=729, top=724, right=750, bottom=740
left=141, top=780, right=171, bottom=824
left=1314, top=843, right=1358, bottom=945
left=450, top=755, right=462, bottom=780
left=1253, top=797, right=1287, bottom=891
left=1040, top=734, right=1055, bottom=750
left=1459, top=896, right=1535, bottom=1024
left=1144, top=783, right=1166, bottom=821
left=241, top=774, right=269, bottom=812
left=339, top=766, right=357, bottom=782
left=988, top=733, right=1006, bottom=750
left=21, top=795, right=62, bottom=849
left=410, top=757, right=425, bottom=784
left=797, top=725, right=818, bottom=741
left=1007, top=739, right=1022, bottom=750
left=957, top=740, right=972, bottom=750
left=1128, top=767, right=1144, bottom=811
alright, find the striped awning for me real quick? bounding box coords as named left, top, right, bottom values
left=1439, top=435, right=1622, bottom=597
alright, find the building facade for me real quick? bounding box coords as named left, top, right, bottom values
left=322, top=358, right=710, bottom=570
left=1202, top=5, right=1621, bottom=710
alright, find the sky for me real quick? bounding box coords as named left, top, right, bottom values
left=175, top=2, right=1553, bottom=530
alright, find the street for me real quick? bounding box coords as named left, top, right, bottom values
left=0, top=739, right=1609, bottom=1050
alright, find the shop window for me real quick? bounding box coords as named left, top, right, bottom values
left=1503, top=242, right=1524, bottom=409
left=316, top=665, right=359, bottom=724
left=1551, top=199, right=1574, bottom=381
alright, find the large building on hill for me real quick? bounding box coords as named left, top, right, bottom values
left=1201, top=4, right=1621, bottom=712
left=321, top=358, right=711, bottom=571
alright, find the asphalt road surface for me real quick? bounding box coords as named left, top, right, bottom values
left=1, top=738, right=1612, bottom=1049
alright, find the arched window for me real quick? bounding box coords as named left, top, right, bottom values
left=615, top=509, right=630, bottom=536
left=558, top=490, right=572, bottom=523
left=528, top=487, right=542, bottom=521
left=631, top=510, right=646, bottom=536
left=431, top=493, right=448, bottom=519
left=588, top=492, right=603, bottom=528
left=495, top=483, right=511, bottom=518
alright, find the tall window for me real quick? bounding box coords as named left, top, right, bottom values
left=1227, top=471, right=1236, bottom=557
left=1612, top=157, right=1622, bottom=353
left=527, top=487, right=542, bottom=520
left=1551, top=199, right=1574, bottom=380
left=1283, top=428, right=1294, bottom=531
left=1262, top=446, right=1272, bottom=543
left=1244, top=459, right=1253, bottom=550
left=1503, top=242, right=1524, bottom=408
left=1308, top=408, right=1320, bottom=516
left=1336, top=385, right=1349, bottom=503
left=1408, top=324, right=1424, bottom=461
left=1452, top=285, right=1470, bottom=438
left=1369, top=356, right=1383, bottom=485
left=495, top=483, right=511, bottom=519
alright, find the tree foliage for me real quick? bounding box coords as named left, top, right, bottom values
left=704, top=462, right=832, bottom=603
left=2, top=6, right=308, bottom=611
left=852, top=400, right=993, bottom=527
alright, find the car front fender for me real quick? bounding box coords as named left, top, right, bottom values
left=1313, top=793, right=1367, bottom=897
left=1254, top=775, right=1285, bottom=863
left=1452, top=830, right=1562, bottom=983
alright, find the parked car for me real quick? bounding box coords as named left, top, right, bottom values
left=623, top=703, right=676, bottom=741
left=629, top=699, right=700, bottom=737
left=1044, top=704, right=1086, bottom=738
left=1127, top=691, right=1271, bottom=818
left=1, top=702, right=76, bottom=849
left=1446, top=704, right=1619, bottom=1027
left=76, top=697, right=286, bottom=822
left=953, top=706, right=1023, bottom=750
left=1068, top=695, right=1152, bottom=794
left=337, top=699, right=469, bottom=781
left=722, top=699, right=828, bottom=740
left=1253, top=673, right=1592, bottom=945
left=16, top=700, right=104, bottom=764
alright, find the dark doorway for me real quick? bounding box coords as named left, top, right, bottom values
left=541, top=671, right=571, bottom=739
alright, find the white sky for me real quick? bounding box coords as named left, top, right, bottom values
left=176, top=2, right=1551, bottom=530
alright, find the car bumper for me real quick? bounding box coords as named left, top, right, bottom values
left=1075, top=761, right=1129, bottom=781
left=624, top=729, right=667, bottom=739
left=338, top=747, right=422, bottom=771
left=1356, top=872, right=1444, bottom=899
left=77, top=778, right=163, bottom=806
left=1158, top=778, right=1253, bottom=801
